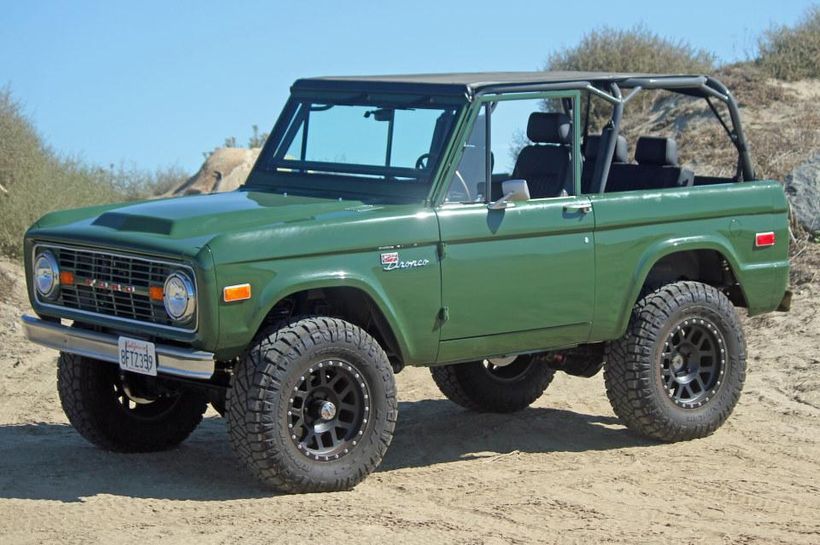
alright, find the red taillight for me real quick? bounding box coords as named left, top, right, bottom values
left=755, top=232, right=776, bottom=247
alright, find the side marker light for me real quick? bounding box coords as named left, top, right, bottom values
left=224, top=283, right=252, bottom=302
left=755, top=232, right=775, bottom=247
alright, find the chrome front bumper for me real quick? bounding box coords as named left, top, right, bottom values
left=21, top=314, right=215, bottom=379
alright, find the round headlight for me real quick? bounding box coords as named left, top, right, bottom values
left=163, top=272, right=196, bottom=322
left=34, top=251, right=60, bottom=299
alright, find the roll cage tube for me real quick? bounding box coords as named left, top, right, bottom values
left=613, top=76, right=756, bottom=182
left=593, top=83, right=624, bottom=194
left=472, top=75, right=756, bottom=190
left=706, top=76, right=756, bottom=181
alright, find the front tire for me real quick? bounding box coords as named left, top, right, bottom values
left=226, top=317, right=397, bottom=493
left=604, top=281, right=746, bottom=442
left=57, top=353, right=208, bottom=452
left=431, top=354, right=556, bottom=413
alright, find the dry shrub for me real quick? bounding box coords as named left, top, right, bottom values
left=0, top=267, right=12, bottom=303
left=0, top=156, right=123, bottom=257
left=0, top=88, right=188, bottom=257
left=0, top=88, right=43, bottom=195
left=747, top=112, right=820, bottom=182
left=546, top=24, right=715, bottom=76
left=790, top=238, right=820, bottom=286
left=757, top=5, right=820, bottom=81
left=546, top=25, right=715, bottom=126
left=715, top=64, right=788, bottom=107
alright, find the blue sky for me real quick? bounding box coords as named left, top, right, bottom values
left=1, top=0, right=814, bottom=173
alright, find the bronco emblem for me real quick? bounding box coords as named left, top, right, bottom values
left=380, top=252, right=430, bottom=271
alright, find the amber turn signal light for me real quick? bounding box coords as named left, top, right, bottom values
left=59, top=271, right=74, bottom=285
left=224, top=283, right=252, bottom=302
left=148, top=286, right=164, bottom=301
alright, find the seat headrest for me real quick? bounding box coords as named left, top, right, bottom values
left=527, top=112, right=571, bottom=144
left=635, top=137, right=678, bottom=166
left=584, top=134, right=628, bottom=163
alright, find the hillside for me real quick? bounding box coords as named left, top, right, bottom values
left=168, top=147, right=260, bottom=196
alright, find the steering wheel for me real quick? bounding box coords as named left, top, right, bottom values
left=415, top=153, right=432, bottom=170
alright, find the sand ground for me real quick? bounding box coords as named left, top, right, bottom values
left=0, top=250, right=818, bottom=545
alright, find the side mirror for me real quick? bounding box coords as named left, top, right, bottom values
left=488, top=179, right=530, bottom=210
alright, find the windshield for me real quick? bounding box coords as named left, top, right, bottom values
left=250, top=98, right=461, bottom=203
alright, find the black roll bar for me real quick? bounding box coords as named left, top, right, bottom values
left=594, top=83, right=624, bottom=194
left=474, top=74, right=757, bottom=188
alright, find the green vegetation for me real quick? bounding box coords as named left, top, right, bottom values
left=0, top=88, right=187, bottom=257
left=757, top=5, right=820, bottom=81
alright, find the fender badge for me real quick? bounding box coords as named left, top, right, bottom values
left=380, top=252, right=430, bottom=271
left=380, top=252, right=399, bottom=270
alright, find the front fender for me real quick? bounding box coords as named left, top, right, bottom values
left=254, top=271, right=410, bottom=357
left=212, top=245, right=441, bottom=364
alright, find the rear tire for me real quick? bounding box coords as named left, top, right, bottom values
left=226, top=317, right=397, bottom=493
left=430, top=354, right=555, bottom=413
left=604, top=281, right=746, bottom=442
left=57, top=353, right=208, bottom=452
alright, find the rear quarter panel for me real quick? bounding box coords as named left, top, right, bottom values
left=589, top=180, right=789, bottom=342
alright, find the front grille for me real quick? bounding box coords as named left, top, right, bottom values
left=37, top=245, right=194, bottom=330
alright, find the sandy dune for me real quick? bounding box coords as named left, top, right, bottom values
left=0, top=251, right=818, bottom=544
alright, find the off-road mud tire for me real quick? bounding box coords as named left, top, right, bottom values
left=430, top=354, right=555, bottom=413
left=57, top=352, right=208, bottom=452
left=226, top=317, right=397, bottom=493
left=604, top=281, right=746, bottom=442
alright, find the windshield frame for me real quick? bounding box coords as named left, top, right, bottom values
left=247, top=93, right=468, bottom=204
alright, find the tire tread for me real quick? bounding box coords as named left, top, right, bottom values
left=226, top=317, right=397, bottom=493
left=604, top=281, right=746, bottom=442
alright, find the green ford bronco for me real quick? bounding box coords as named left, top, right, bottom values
left=22, top=72, right=791, bottom=492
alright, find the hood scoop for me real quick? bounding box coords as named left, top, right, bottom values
left=93, top=212, right=174, bottom=235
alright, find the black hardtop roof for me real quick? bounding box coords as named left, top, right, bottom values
left=292, top=71, right=706, bottom=97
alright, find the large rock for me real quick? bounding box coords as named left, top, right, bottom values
left=785, top=152, right=820, bottom=234
left=169, top=147, right=261, bottom=196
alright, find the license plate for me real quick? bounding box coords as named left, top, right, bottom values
left=118, top=336, right=157, bottom=377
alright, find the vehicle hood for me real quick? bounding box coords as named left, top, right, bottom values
left=27, top=190, right=391, bottom=260
left=91, top=191, right=373, bottom=237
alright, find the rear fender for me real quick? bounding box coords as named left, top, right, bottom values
left=615, top=235, right=747, bottom=336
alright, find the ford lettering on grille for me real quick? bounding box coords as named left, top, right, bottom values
left=80, top=278, right=138, bottom=294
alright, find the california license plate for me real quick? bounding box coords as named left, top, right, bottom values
left=118, top=336, right=157, bottom=376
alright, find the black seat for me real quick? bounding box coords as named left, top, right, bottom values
left=581, top=134, right=628, bottom=193
left=605, top=136, right=694, bottom=192
left=512, top=112, right=572, bottom=199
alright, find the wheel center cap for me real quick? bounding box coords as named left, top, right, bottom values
left=316, top=400, right=337, bottom=420
left=671, top=354, right=686, bottom=371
